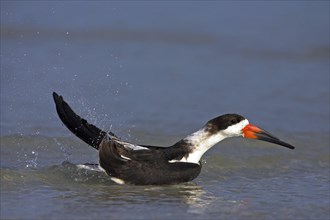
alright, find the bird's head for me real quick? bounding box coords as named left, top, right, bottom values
left=206, top=114, right=295, bottom=149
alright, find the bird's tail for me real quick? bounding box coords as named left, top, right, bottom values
left=52, top=92, right=106, bottom=150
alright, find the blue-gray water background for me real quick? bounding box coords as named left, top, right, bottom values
left=1, top=1, right=329, bottom=220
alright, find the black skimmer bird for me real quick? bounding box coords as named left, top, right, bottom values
left=53, top=92, right=295, bottom=185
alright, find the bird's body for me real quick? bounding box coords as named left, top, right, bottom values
left=98, top=135, right=201, bottom=184
left=53, top=92, right=294, bottom=185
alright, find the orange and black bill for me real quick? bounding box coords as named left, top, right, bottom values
left=242, top=124, right=295, bottom=150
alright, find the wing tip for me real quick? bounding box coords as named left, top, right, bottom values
left=52, top=91, right=62, bottom=103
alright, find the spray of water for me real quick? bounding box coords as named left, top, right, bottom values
left=24, top=150, right=39, bottom=168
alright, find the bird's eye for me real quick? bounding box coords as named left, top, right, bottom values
left=230, top=119, right=236, bottom=124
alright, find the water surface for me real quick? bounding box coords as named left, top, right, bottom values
left=1, top=2, right=329, bottom=220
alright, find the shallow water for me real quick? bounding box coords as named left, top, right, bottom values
left=1, top=2, right=329, bottom=220
left=1, top=133, right=329, bottom=219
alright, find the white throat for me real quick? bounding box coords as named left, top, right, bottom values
left=171, top=119, right=249, bottom=164
left=171, top=128, right=226, bottom=164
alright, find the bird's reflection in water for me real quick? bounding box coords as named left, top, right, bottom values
left=142, top=182, right=216, bottom=214
left=52, top=162, right=248, bottom=216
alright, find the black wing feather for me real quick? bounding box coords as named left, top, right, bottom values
left=52, top=92, right=106, bottom=150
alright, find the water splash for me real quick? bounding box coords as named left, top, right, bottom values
left=24, top=150, right=39, bottom=168
left=53, top=138, right=71, bottom=161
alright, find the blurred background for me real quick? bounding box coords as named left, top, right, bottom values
left=1, top=1, right=329, bottom=136
left=1, top=1, right=329, bottom=220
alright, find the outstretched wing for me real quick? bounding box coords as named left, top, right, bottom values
left=53, top=92, right=109, bottom=150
